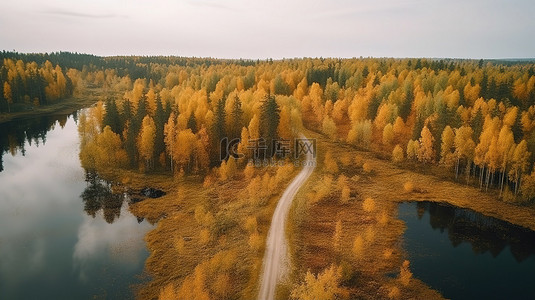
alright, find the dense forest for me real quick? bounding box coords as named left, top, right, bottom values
left=0, top=51, right=255, bottom=112
left=2, top=52, right=535, bottom=202
left=0, top=58, right=73, bottom=112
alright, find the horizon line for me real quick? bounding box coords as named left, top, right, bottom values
left=2, top=50, right=535, bottom=62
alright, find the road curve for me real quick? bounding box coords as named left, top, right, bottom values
left=257, top=135, right=315, bottom=300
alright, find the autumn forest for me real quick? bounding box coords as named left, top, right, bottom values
left=3, top=53, right=534, bottom=199
left=2, top=51, right=535, bottom=299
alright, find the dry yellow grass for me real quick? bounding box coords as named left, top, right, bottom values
left=352, top=235, right=364, bottom=258
left=388, top=286, right=401, bottom=299
left=399, top=260, right=413, bottom=286
left=364, top=226, right=376, bottom=243
left=339, top=153, right=352, bottom=167
left=354, top=154, right=364, bottom=167
left=378, top=210, right=389, bottom=226
left=123, top=163, right=299, bottom=299
left=199, top=228, right=211, bottom=245
left=340, top=186, right=351, bottom=204
left=174, top=237, right=185, bottom=254
left=286, top=129, right=535, bottom=299
left=362, top=162, right=372, bottom=173
left=333, top=220, right=342, bottom=252
left=158, top=283, right=178, bottom=300
left=248, top=231, right=263, bottom=251
left=383, top=248, right=394, bottom=260
left=403, top=181, right=414, bottom=193
left=243, top=216, right=258, bottom=233
left=363, top=197, right=376, bottom=213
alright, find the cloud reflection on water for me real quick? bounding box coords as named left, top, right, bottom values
left=0, top=114, right=152, bottom=299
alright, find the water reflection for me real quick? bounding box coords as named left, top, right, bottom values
left=415, top=201, right=535, bottom=262
left=400, top=201, right=535, bottom=300
left=73, top=204, right=152, bottom=283
left=0, top=112, right=77, bottom=172
left=81, top=171, right=125, bottom=224
left=0, top=112, right=152, bottom=299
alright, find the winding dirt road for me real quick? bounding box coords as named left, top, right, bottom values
left=257, top=136, right=315, bottom=300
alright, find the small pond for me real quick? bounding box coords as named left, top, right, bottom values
left=399, top=201, right=535, bottom=300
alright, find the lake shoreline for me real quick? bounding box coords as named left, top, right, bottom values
left=288, top=129, right=535, bottom=299
left=88, top=160, right=300, bottom=299
left=0, top=87, right=106, bottom=124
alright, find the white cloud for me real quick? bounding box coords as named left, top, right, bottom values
left=73, top=206, right=153, bottom=281
left=0, top=116, right=152, bottom=290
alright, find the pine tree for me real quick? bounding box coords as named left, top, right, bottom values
left=153, top=97, right=166, bottom=166
left=134, top=94, right=147, bottom=128
left=103, top=98, right=121, bottom=134
left=187, top=112, right=198, bottom=134
left=212, top=99, right=227, bottom=156
left=124, top=98, right=146, bottom=167
left=260, top=94, right=280, bottom=158
left=121, top=99, right=133, bottom=131
left=229, top=95, right=243, bottom=140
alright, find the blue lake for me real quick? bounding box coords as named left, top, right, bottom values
left=399, top=201, right=535, bottom=300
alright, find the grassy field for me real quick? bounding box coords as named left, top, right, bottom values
left=123, top=163, right=299, bottom=299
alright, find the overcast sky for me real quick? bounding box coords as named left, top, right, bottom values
left=1, top=0, right=534, bottom=59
